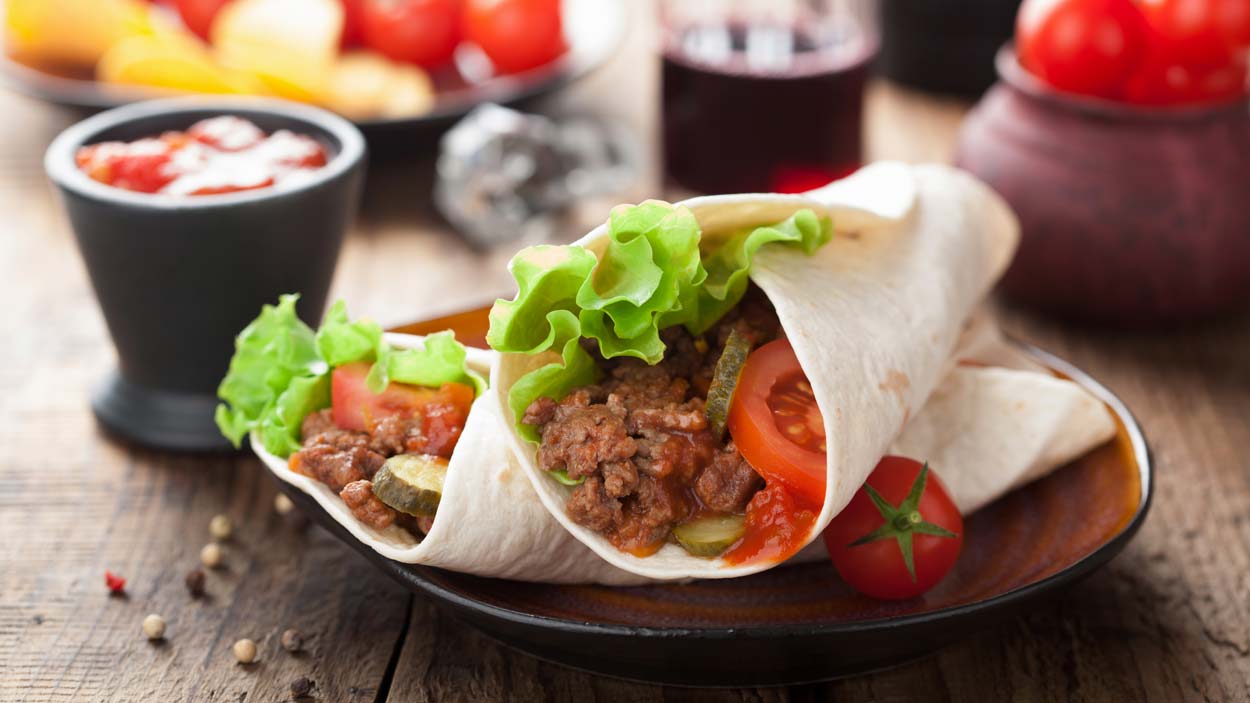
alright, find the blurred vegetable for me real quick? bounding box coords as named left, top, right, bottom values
left=4, top=0, right=153, bottom=68
left=1016, top=0, right=1150, bottom=98
left=360, top=0, right=461, bottom=68
left=212, top=0, right=343, bottom=101
left=339, top=0, right=367, bottom=46
left=174, top=0, right=233, bottom=40
left=464, top=0, right=564, bottom=74
left=321, top=51, right=434, bottom=118
left=98, top=31, right=268, bottom=95
left=1123, top=0, right=1250, bottom=104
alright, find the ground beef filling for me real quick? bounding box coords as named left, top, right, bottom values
left=524, top=294, right=779, bottom=554
left=291, top=409, right=430, bottom=535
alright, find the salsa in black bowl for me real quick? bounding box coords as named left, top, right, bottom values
left=45, top=97, right=366, bottom=452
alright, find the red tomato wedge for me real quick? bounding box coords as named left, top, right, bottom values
left=330, top=361, right=474, bottom=439
left=727, top=338, right=827, bottom=506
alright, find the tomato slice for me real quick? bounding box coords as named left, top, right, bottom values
left=727, top=338, right=827, bottom=506
left=330, top=361, right=474, bottom=437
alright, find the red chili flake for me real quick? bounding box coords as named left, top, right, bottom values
left=104, top=570, right=127, bottom=594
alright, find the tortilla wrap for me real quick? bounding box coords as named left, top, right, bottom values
left=253, top=333, right=1114, bottom=585
left=493, top=162, right=1039, bottom=580
left=253, top=335, right=644, bottom=585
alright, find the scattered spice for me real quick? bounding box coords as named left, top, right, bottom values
left=209, top=514, right=233, bottom=541
left=200, top=543, right=224, bottom=569
left=184, top=569, right=206, bottom=598
left=290, top=677, right=315, bottom=699
left=142, top=614, right=166, bottom=640
left=233, top=638, right=257, bottom=664
left=104, top=570, right=127, bottom=595
left=280, top=628, right=304, bottom=653
left=274, top=493, right=295, bottom=515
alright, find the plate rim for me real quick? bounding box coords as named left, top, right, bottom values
left=274, top=340, right=1153, bottom=639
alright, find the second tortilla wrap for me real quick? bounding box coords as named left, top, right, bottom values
left=491, top=163, right=1027, bottom=580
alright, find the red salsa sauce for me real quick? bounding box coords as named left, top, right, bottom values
left=722, top=482, right=818, bottom=565
left=75, top=116, right=328, bottom=196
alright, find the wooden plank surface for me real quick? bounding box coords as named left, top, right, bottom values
left=3, top=4, right=1250, bottom=701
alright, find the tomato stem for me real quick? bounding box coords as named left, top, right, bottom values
left=847, top=463, right=959, bottom=582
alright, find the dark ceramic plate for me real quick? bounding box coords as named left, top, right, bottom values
left=0, top=0, right=624, bottom=135
left=271, top=307, right=1151, bottom=687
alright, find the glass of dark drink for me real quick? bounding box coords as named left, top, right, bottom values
left=661, top=0, right=879, bottom=195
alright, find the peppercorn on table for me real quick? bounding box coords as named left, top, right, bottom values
left=3, top=14, right=1250, bottom=703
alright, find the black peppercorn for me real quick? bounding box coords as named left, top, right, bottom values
left=290, top=677, right=315, bottom=698
left=184, top=569, right=206, bottom=598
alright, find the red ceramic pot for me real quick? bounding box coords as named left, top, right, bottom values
left=956, top=47, right=1250, bottom=325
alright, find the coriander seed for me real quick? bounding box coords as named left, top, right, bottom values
left=209, top=514, right=233, bottom=540
left=274, top=493, right=295, bottom=515
left=142, top=614, right=166, bottom=640
left=232, top=638, right=257, bottom=664
left=200, top=543, right=223, bottom=569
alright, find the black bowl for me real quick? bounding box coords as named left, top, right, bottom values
left=45, top=98, right=366, bottom=452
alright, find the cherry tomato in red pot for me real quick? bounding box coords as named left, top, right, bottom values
left=1123, top=0, right=1250, bottom=105
left=175, top=0, right=234, bottom=40
left=1016, top=0, right=1150, bottom=97
left=822, top=456, right=963, bottom=601
left=1141, top=0, right=1250, bottom=65
left=727, top=338, right=827, bottom=506
left=361, top=0, right=462, bottom=68
left=464, top=0, right=565, bottom=74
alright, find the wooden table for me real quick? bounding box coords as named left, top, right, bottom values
left=4, top=14, right=1250, bottom=703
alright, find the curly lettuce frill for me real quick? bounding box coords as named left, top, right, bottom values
left=487, top=201, right=832, bottom=440
left=215, top=295, right=485, bottom=457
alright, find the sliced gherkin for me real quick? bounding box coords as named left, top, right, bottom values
left=705, top=327, right=752, bottom=439
left=672, top=514, right=747, bottom=557
left=372, top=454, right=448, bottom=518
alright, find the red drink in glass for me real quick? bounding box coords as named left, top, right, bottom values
left=661, top=2, right=877, bottom=195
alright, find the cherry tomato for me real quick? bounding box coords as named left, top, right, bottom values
left=330, top=362, right=474, bottom=455
left=464, top=0, right=565, bottom=74
left=340, top=0, right=368, bottom=46
left=361, top=0, right=462, bottom=68
left=823, top=456, right=963, bottom=601
left=1122, top=0, right=1250, bottom=104
left=175, top=0, right=234, bottom=40
left=1142, top=0, right=1250, bottom=65
left=727, top=338, right=826, bottom=506
left=1123, top=40, right=1247, bottom=103
left=1016, top=0, right=1150, bottom=97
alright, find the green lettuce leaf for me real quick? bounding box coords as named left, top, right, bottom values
left=216, top=295, right=484, bottom=457
left=487, top=201, right=832, bottom=436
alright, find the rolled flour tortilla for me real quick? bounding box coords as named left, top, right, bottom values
left=493, top=162, right=1027, bottom=580
left=253, top=333, right=643, bottom=585
left=255, top=334, right=1115, bottom=585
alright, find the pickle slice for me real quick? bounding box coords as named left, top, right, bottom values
left=672, top=514, right=747, bottom=557
left=372, top=454, right=448, bottom=518
left=705, top=327, right=752, bottom=439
